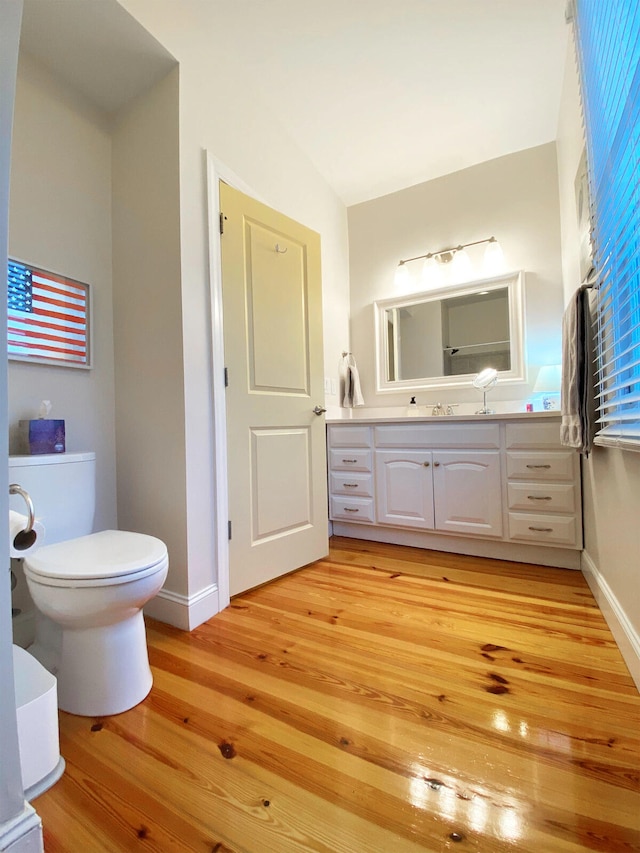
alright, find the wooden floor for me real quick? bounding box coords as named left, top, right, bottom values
left=34, top=537, right=640, bottom=852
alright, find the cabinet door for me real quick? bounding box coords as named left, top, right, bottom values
left=375, top=451, right=434, bottom=529
left=433, top=451, right=503, bottom=537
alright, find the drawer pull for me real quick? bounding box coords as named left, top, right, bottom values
left=343, top=483, right=359, bottom=488
left=528, top=525, right=553, bottom=532
left=527, top=495, right=552, bottom=501
left=433, top=462, right=440, bottom=467
left=342, top=458, right=358, bottom=464
left=423, top=462, right=430, bottom=467
left=344, top=507, right=360, bottom=513
left=526, top=464, right=551, bottom=469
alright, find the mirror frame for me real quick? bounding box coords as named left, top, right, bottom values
left=374, top=270, right=526, bottom=392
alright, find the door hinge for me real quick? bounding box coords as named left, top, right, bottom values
left=224, top=367, right=229, bottom=387
left=228, top=520, right=232, bottom=540
left=219, top=211, right=226, bottom=235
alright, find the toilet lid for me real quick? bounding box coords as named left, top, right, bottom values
left=25, top=530, right=168, bottom=581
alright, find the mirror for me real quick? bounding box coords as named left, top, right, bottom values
left=375, top=271, right=526, bottom=392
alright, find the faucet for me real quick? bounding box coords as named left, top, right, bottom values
left=431, top=403, right=457, bottom=416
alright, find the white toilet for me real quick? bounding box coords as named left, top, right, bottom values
left=9, top=452, right=168, bottom=717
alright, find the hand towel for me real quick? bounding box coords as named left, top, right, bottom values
left=560, top=286, right=596, bottom=454
left=341, top=354, right=364, bottom=408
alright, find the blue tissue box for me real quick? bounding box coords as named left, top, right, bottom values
left=28, top=419, right=65, bottom=454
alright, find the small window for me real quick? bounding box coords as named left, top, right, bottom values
left=7, top=259, right=91, bottom=368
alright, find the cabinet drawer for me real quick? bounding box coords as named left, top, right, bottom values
left=330, top=496, right=375, bottom=523
left=329, top=449, right=372, bottom=472
left=327, top=425, right=372, bottom=448
left=505, top=421, right=562, bottom=449
left=374, top=423, right=500, bottom=449
left=330, top=472, right=373, bottom=497
left=508, top=513, right=577, bottom=546
left=506, top=451, right=576, bottom=481
left=507, top=482, right=577, bottom=513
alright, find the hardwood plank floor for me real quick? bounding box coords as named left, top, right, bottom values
left=34, top=537, right=640, bottom=852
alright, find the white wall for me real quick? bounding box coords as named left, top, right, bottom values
left=556, top=39, right=640, bottom=686
left=111, top=68, right=189, bottom=596
left=1, top=2, right=45, bottom=848
left=117, top=0, right=351, bottom=606
left=0, top=0, right=28, bottom=827
left=348, top=143, right=565, bottom=409
left=7, top=1, right=350, bottom=623
left=8, top=52, right=117, bottom=532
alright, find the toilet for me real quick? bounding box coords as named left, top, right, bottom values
left=8, top=452, right=168, bottom=716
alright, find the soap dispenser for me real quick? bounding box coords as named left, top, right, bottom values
left=406, top=396, right=420, bottom=416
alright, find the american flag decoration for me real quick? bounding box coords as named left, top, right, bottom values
left=7, top=260, right=90, bottom=367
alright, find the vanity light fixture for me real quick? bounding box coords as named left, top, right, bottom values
left=483, top=236, right=506, bottom=275
left=395, top=237, right=504, bottom=288
left=420, top=255, right=443, bottom=288
left=393, top=261, right=412, bottom=290
left=451, top=246, right=473, bottom=281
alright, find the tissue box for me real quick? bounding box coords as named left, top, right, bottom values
left=20, top=419, right=66, bottom=454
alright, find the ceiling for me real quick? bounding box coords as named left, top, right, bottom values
left=19, top=0, right=570, bottom=207
left=215, top=0, right=570, bottom=205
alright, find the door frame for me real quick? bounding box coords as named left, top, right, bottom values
left=205, top=152, right=266, bottom=611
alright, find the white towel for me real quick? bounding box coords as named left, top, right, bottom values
left=341, top=354, right=364, bottom=408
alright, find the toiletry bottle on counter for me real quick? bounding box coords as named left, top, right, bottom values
left=406, top=396, right=420, bottom=416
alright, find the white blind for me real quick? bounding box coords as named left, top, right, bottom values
left=574, top=1, right=640, bottom=450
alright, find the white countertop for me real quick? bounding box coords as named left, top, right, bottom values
left=326, top=410, right=561, bottom=425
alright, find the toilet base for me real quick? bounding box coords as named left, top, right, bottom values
left=47, top=612, right=153, bottom=716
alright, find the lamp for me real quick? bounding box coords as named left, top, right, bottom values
left=450, top=246, right=473, bottom=281
left=393, top=261, right=411, bottom=291
left=533, top=364, right=562, bottom=410
left=472, top=367, right=498, bottom=414
left=421, top=254, right=443, bottom=288
left=394, top=236, right=503, bottom=288
left=483, top=237, right=506, bottom=275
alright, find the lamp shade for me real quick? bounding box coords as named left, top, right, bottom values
left=421, top=255, right=443, bottom=288
left=483, top=238, right=505, bottom=275
left=394, top=262, right=411, bottom=290
left=533, top=364, right=562, bottom=393
left=451, top=247, right=473, bottom=282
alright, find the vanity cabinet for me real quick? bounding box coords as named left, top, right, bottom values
left=327, top=425, right=375, bottom=524
left=432, top=451, right=503, bottom=536
left=374, top=447, right=503, bottom=537
left=375, top=451, right=435, bottom=529
left=327, top=415, right=582, bottom=569
left=505, top=422, right=582, bottom=548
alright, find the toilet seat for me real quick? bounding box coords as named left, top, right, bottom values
left=24, top=530, right=169, bottom=588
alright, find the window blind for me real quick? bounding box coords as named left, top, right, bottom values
left=574, top=1, right=640, bottom=450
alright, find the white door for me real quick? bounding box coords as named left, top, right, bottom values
left=375, top=450, right=435, bottom=529
left=433, top=451, right=503, bottom=536
left=220, top=181, right=328, bottom=596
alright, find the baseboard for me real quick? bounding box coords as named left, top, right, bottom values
left=144, top=583, right=219, bottom=631
left=0, top=804, right=42, bottom=853
left=331, top=522, right=582, bottom=569
left=581, top=552, right=640, bottom=692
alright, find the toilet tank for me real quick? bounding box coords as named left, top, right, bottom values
left=8, top=452, right=96, bottom=545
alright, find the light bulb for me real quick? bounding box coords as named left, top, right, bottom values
left=483, top=238, right=505, bottom=275
left=394, top=262, right=411, bottom=290
left=451, top=247, right=473, bottom=282
left=421, top=255, right=443, bottom=288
